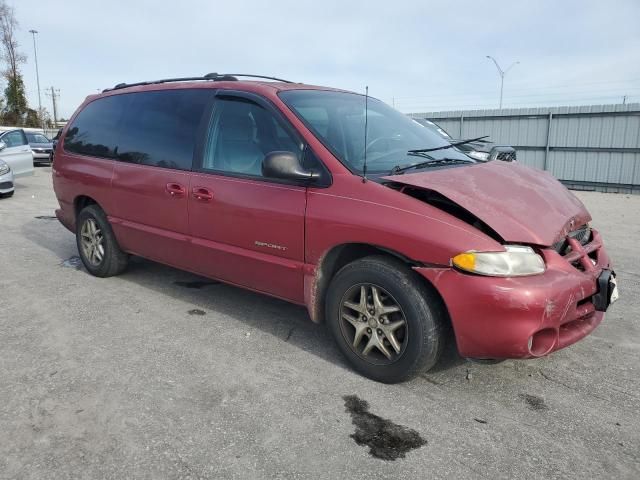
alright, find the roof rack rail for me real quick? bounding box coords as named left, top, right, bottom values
left=102, top=73, right=294, bottom=92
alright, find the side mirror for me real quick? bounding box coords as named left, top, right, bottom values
left=0, top=141, right=6, bottom=151
left=262, top=151, right=319, bottom=182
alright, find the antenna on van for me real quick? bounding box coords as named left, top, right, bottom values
left=362, top=86, right=369, bottom=183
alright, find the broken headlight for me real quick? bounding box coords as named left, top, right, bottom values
left=452, top=245, right=545, bottom=277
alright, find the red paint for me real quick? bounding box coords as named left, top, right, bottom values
left=52, top=80, right=613, bottom=361
left=382, top=161, right=591, bottom=246
left=416, top=230, right=610, bottom=358
left=187, top=172, right=306, bottom=301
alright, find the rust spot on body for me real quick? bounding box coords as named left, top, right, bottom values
left=304, top=261, right=323, bottom=323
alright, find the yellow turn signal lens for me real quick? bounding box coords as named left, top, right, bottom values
left=452, top=252, right=476, bottom=272
left=451, top=246, right=545, bottom=276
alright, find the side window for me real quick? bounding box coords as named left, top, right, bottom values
left=117, top=89, right=210, bottom=170
left=202, top=97, right=303, bottom=177
left=64, top=95, right=127, bottom=158
left=2, top=130, right=27, bottom=147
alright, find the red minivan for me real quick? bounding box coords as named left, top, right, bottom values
left=52, top=74, right=618, bottom=382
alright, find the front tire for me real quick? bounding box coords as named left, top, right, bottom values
left=326, top=256, right=445, bottom=383
left=76, top=205, right=128, bottom=277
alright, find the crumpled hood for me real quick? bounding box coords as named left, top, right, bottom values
left=382, top=161, right=591, bottom=246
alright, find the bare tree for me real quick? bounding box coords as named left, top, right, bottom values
left=0, top=2, right=25, bottom=78
left=0, top=1, right=28, bottom=124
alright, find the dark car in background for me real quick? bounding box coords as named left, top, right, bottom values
left=25, top=132, right=54, bottom=165
left=49, top=129, right=64, bottom=164
left=414, top=118, right=516, bottom=162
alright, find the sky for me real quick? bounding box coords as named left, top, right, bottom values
left=10, top=0, right=640, bottom=119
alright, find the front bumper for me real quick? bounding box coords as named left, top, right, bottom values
left=32, top=152, right=52, bottom=161
left=416, top=229, right=612, bottom=359
left=0, top=171, right=14, bottom=193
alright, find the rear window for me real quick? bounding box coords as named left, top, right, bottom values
left=118, top=90, right=210, bottom=170
left=64, top=89, right=211, bottom=170
left=64, top=95, right=127, bottom=159
left=26, top=133, right=51, bottom=143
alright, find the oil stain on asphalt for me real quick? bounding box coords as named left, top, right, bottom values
left=187, top=309, right=207, bottom=316
left=174, top=280, right=219, bottom=289
left=34, top=215, right=57, bottom=220
left=60, top=256, right=83, bottom=270
left=343, top=395, right=426, bottom=461
left=519, top=393, right=548, bottom=411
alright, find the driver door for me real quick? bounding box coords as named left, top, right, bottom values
left=187, top=92, right=307, bottom=302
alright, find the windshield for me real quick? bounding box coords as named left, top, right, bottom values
left=26, top=133, right=50, bottom=143
left=279, top=90, right=469, bottom=174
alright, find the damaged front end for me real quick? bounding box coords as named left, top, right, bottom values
left=382, top=160, right=591, bottom=246
left=381, top=161, right=617, bottom=359
left=415, top=225, right=615, bottom=359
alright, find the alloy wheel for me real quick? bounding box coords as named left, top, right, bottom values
left=339, top=283, right=408, bottom=365
left=80, top=218, right=105, bottom=266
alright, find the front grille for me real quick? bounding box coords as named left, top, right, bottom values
left=553, top=225, right=600, bottom=271
left=570, top=225, right=591, bottom=243
left=496, top=150, right=516, bottom=162
left=553, top=225, right=591, bottom=254
left=0, top=181, right=13, bottom=189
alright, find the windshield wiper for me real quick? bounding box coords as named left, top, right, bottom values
left=389, top=157, right=472, bottom=175
left=407, top=135, right=490, bottom=154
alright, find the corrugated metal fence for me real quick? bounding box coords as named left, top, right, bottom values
left=410, top=103, right=640, bottom=194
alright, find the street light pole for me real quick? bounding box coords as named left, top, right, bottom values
left=29, top=29, right=44, bottom=129
left=486, top=56, right=519, bottom=109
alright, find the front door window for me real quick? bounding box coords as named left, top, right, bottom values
left=202, top=97, right=302, bottom=177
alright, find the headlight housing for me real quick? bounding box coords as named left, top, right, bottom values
left=452, top=245, right=545, bottom=277
left=0, top=160, right=10, bottom=176
left=467, top=150, right=490, bottom=161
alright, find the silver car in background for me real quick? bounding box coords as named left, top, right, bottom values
left=0, top=158, right=14, bottom=198
left=413, top=118, right=517, bottom=162
left=25, top=132, right=54, bottom=165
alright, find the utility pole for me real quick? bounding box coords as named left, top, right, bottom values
left=29, top=29, right=43, bottom=129
left=486, top=56, right=519, bottom=109
left=46, top=87, right=60, bottom=127
left=623, top=95, right=627, bottom=105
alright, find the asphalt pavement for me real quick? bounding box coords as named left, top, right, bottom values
left=1, top=168, right=638, bottom=479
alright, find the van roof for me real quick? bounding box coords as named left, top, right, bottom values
left=98, top=73, right=351, bottom=97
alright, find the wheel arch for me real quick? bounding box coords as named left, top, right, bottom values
left=307, top=242, right=449, bottom=326
left=74, top=195, right=100, bottom=218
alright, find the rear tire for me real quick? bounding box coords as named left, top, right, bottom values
left=326, top=255, right=445, bottom=383
left=76, top=205, right=128, bottom=277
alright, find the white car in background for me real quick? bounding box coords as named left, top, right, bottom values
left=0, top=158, right=14, bottom=198
left=0, top=129, right=34, bottom=178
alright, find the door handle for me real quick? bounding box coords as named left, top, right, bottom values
left=166, top=183, right=186, bottom=197
left=192, top=187, right=214, bottom=201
